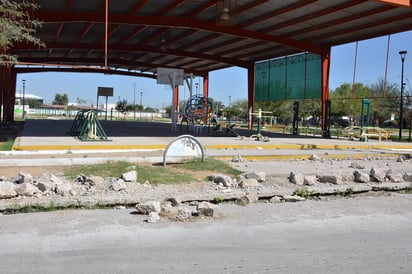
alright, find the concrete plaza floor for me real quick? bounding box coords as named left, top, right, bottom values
left=3, top=119, right=411, bottom=166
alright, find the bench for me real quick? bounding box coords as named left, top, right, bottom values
left=269, top=124, right=287, bottom=134
left=360, top=127, right=390, bottom=142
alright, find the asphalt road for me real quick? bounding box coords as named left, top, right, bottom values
left=1, top=194, right=412, bottom=274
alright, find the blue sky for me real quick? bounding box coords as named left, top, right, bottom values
left=16, top=30, right=412, bottom=108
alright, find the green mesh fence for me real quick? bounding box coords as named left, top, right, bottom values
left=255, top=53, right=321, bottom=101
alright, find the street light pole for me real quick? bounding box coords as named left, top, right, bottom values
left=22, top=79, right=26, bottom=119
left=140, top=91, right=143, bottom=120
left=228, top=95, right=231, bottom=124
left=399, top=50, right=407, bottom=140
left=133, top=82, right=136, bottom=120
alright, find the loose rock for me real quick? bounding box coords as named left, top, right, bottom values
left=289, top=171, right=305, bottom=185
left=15, top=182, right=40, bottom=197
left=370, top=167, right=386, bottom=183
left=135, top=200, right=161, bottom=214
left=0, top=182, right=18, bottom=199
left=354, top=170, right=370, bottom=183
left=111, top=179, right=127, bottom=192
left=147, top=212, right=160, bottom=223
left=121, top=170, right=137, bottom=182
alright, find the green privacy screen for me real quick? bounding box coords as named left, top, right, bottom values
left=255, top=53, right=321, bottom=101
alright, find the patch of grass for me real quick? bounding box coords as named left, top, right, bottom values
left=137, top=165, right=192, bottom=184
left=0, top=138, right=14, bottom=151
left=338, top=187, right=355, bottom=197
left=180, top=158, right=243, bottom=177
left=213, top=196, right=224, bottom=204
left=64, top=160, right=133, bottom=179
left=293, top=187, right=316, bottom=199
left=62, top=158, right=243, bottom=185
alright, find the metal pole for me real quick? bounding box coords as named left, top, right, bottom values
left=22, top=79, right=26, bottom=119
left=399, top=51, right=407, bottom=140
left=140, top=91, right=143, bottom=120
left=133, top=82, right=136, bottom=120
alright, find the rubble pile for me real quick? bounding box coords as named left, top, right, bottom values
left=0, top=160, right=411, bottom=222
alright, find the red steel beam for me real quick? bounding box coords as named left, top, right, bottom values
left=260, top=0, right=367, bottom=33
left=288, top=5, right=396, bottom=39
left=35, top=12, right=324, bottom=54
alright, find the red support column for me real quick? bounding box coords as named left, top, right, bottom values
left=203, top=73, right=210, bottom=123
left=247, top=64, right=255, bottom=129
left=173, top=85, right=179, bottom=113
left=0, top=66, right=17, bottom=122
left=203, top=74, right=209, bottom=98
left=321, top=47, right=331, bottom=137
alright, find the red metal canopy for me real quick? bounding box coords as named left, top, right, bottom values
left=2, top=0, right=412, bottom=126
left=11, top=0, right=412, bottom=76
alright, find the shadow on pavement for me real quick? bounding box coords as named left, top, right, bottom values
left=19, top=119, right=322, bottom=139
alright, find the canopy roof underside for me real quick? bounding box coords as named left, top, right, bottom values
left=12, top=0, right=412, bottom=78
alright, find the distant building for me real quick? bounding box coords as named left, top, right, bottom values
left=15, top=93, right=44, bottom=105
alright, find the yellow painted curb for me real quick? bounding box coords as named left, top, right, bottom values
left=12, top=144, right=166, bottom=151
left=213, top=153, right=403, bottom=161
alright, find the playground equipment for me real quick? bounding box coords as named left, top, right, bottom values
left=180, top=95, right=213, bottom=133
left=184, top=95, right=211, bottom=125
left=69, top=110, right=110, bottom=141
left=249, top=108, right=272, bottom=141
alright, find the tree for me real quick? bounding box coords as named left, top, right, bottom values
left=329, top=83, right=373, bottom=123
left=368, top=78, right=400, bottom=126
left=52, top=93, right=69, bottom=105
left=115, top=99, right=132, bottom=120
left=0, top=0, right=44, bottom=65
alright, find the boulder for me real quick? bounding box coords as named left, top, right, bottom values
left=197, top=201, right=217, bottom=216
left=318, top=175, right=342, bottom=185
left=176, top=207, right=192, bottom=221
left=34, top=181, right=54, bottom=193
left=0, top=181, right=17, bottom=199
left=136, top=200, right=161, bottom=214
left=147, top=212, right=160, bottom=223
left=238, top=178, right=261, bottom=188
left=208, top=174, right=235, bottom=188
left=15, top=182, right=40, bottom=197
left=289, top=171, right=305, bottom=185
left=18, top=172, right=33, bottom=184
left=370, top=167, right=386, bottom=183
left=241, top=172, right=266, bottom=182
left=403, top=173, right=412, bottom=182
left=236, top=194, right=258, bottom=205
left=350, top=162, right=365, bottom=169
left=304, top=175, right=318, bottom=186
left=111, top=179, right=127, bottom=192
left=39, top=173, right=63, bottom=185
left=354, top=170, right=370, bottom=183
left=121, top=170, right=137, bottom=182
left=386, top=170, right=403, bottom=183
left=55, top=182, right=73, bottom=196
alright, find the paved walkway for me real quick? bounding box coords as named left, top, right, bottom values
left=3, top=119, right=412, bottom=166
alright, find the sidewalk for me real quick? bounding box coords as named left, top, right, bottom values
left=4, top=119, right=412, bottom=166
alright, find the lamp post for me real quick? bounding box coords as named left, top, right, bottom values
left=140, top=91, right=143, bottom=120
left=22, top=79, right=26, bottom=119
left=399, top=50, right=407, bottom=140
left=133, top=82, right=137, bottom=120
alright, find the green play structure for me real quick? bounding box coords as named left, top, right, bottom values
left=69, top=110, right=110, bottom=141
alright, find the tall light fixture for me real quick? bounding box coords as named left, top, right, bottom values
left=140, top=91, right=143, bottom=120
left=22, top=79, right=26, bottom=119
left=133, top=82, right=137, bottom=120
left=399, top=50, right=407, bottom=139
